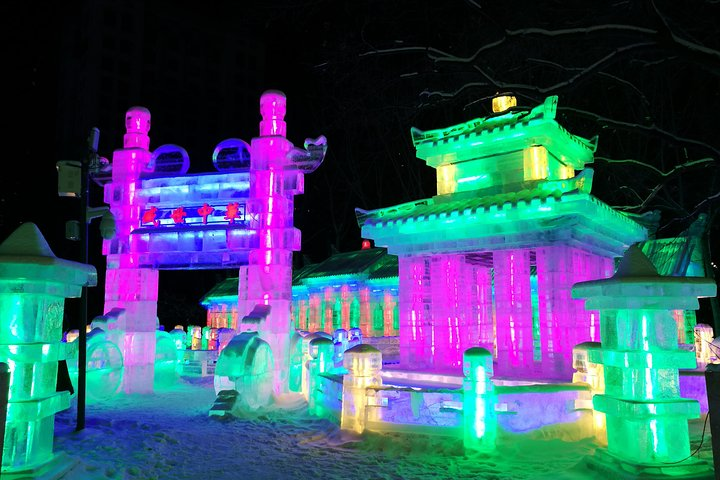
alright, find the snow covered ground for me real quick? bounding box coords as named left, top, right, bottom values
left=52, top=377, right=714, bottom=480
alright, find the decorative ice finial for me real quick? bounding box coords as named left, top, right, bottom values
left=614, top=243, right=659, bottom=278
left=125, top=106, right=151, bottom=134
left=259, top=90, right=287, bottom=137
left=123, top=106, right=151, bottom=149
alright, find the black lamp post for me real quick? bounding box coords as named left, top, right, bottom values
left=76, top=127, right=101, bottom=431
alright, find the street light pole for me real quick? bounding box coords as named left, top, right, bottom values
left=77, top=127, right=100, bottom=431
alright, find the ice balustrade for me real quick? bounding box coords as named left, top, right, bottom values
left=306, top=342, right=591, bottom=447
left=340, top=345, right=383, bottom=434
left=299, top=331, right=332, bottom=401
left=463, top=347, right=496, bottom=452
left=331, top=328, right=362, bottom=368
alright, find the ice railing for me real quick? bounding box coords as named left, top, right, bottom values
left=306, top=342, right=596, bottom=448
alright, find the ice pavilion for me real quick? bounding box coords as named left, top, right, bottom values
left=355, top=95, right=648, bottom=380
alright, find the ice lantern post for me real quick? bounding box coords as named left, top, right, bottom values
left=0, top=223, right=96, bottom=475
left=572, top=244, right=716, bottom=476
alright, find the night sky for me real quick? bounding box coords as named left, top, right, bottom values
left=2, top=0, right=719, bottom=329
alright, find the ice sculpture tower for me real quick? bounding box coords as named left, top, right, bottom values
left=357, top=95, right=647, bottom=379
left=573, top=245, right=716, bottom=474
left=0, top=223, right=96, bottom=475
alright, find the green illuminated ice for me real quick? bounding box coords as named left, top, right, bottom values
left=214, top=332, right=274, bottom=411
left=0, top=223, right=96, bottom=473
left=463, top=347, right=496, bottom=452
left=573, top=245, right=716, bottom=470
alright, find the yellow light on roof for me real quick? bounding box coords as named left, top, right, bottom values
left=492, top=94, right=517, bottom=113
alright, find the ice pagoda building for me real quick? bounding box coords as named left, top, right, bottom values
left=201, top=247, right=399, bottom=338
left=356, top=95, right=648, bottom=380
left=290, top=247, right=399, bottom=337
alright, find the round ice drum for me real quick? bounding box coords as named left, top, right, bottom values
left=214, top=332, right=274, bottom=410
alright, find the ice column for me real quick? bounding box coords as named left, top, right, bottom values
left=341, top=285, right=351, bottom=331
left=0, top=223, right=96, bottom=473
left=238, top=91, right=319, bottom=395
left=536, top=246, right=573, bottom=379
left=536, top=247, right=612, bottom=380
left=382, top=291, right=396, bottom=337
left=398, top=256, right=430, bottom=368
left=573, top=245, right=716, bottom=472
left=493, top=250, right=533, bottom=377
left=359, top=287, right=372, bottom=337
left=103, top=106, right=159, bottom=393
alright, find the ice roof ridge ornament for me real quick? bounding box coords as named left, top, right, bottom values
left=409, top=95, right=601, bottom=201
left=410, top=95, right=562, bottom=146
left=410, top=95, right=598, bottom=162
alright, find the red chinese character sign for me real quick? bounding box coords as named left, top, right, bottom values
left=99, top=91, right=326, bottom=395
left=142, top=206, right=159, bottom=226
left=197, top=204, right=214, bottom=224
left=140, top=203, right=246, bottom=228
left=171, top=207, right=186, bottom=224
left=225, top=202, right=241, bottom=223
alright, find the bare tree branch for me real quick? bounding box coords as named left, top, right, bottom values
left=650, top=1, right=720, bottom=63
left=505, top=25, right=656, bottom=37
left=527, top=58, right=652, bottom=110
left=594, top=156, right=715, bottom=177
left=421, top=82, right=491, bottom=101
left=658, top=190, right=720, bottom=234
left=562, top=108, right=720, bottom=158
left=508, top=18, right=720, bottom=71
left=476, top=42, right=655, bottom=92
